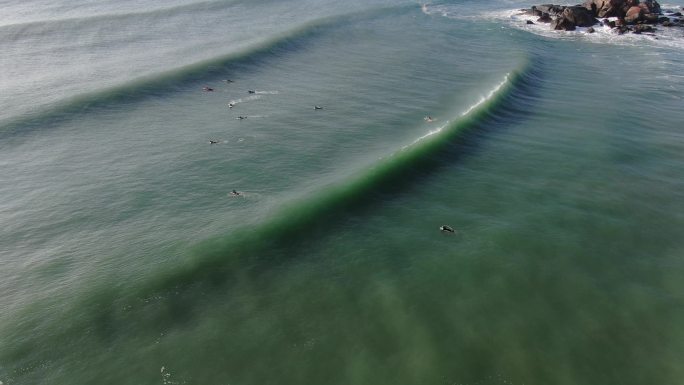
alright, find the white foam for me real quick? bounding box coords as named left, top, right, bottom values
left=460, top=73, right=510, bottom=117
left=408, top=73, right=510, bottom=146
left=428, top=4, right=684, bottom=51
left=421, top=3, right=429, bottom=15
left=228, top=95, right=262, bottom=106
left=503, top=8, right=684, bottom=50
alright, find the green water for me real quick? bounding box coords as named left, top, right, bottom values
left=2, top=1, right=684, bottom=384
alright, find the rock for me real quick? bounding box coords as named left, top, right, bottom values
left=583, top=0, right=626, bottom=18
left=562, top=6, right=598, bottom=27
left=536, top=4, right=566, bottom=15
left=551, top=16, right=577, bottom=30
left=672, top=12, right=683, bottom=17
left=639, top=0, right=661, bottom=15
left=643, top=13, right=659, bottom=23
left=529, top=1, right=676, bottom=36
left=527, top=20, right=535, bottom=24
left=625, top=6, right=643, bottom=23
left=538, top=12, right=553, bottom=23
left=523, top=6, right=541, bottom=16
left=633, top=24, right=655, bottom=33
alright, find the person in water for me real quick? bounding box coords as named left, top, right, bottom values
left=209, top=140, right=219, bottom=144
left=231, top=189, right=241, bottom=196
left=203, top=86, right=214, bottom=92
left=440, top=225, right=455, bottom=233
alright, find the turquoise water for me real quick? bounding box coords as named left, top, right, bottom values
left=1, top=1, right=684, bottom=384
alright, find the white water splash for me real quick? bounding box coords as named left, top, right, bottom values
left=460, top=73, right=510, bottom=117
left=408, top=73, right=511, bottom=146
left=228, top=94, right=262, bottom=107
left=423, top=2, right=684, bottom=51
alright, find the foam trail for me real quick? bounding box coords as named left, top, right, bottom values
left=228, top=95, right=263, bottom=106
left=410, top=73, right=511, bottom=145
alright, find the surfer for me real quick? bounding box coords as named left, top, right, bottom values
left=228, top=102, right=235, bottom=108
left=231, top=189, right=241, bottom=196
left=209, top=140, right=219, bottom=144
left=440, top=225, right=455, bottom=233
left=248, top=90, right=256, bottom=94
left=203, top=86, right=214, bottom=92
left=237, top=116, right=247, bottom=120
left=314, top=105, right=323, bottom=110
left=223, top=79, right=234, bottom=83
left=424, top=116, right=434, bottom=122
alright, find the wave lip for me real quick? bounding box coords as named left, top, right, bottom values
left=144, top=56, right=542, bottom=297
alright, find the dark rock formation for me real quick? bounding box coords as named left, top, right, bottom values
left=551, top=16, right=577, bottom=30
left=538, top=12, right=553, bottom=23
left=633, top=24, right=655, bottom=33
left=536, top=4, right=566, bottom=15
left=521, top=1, right=684, bottom=35
left=582, top=0, right=624, bottom=18
left=562, top=6, right=598, bottom=27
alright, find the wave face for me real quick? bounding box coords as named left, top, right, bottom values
left=2, top=1, right=684, bottom=384
left=0, top=0, right=412, bottom=128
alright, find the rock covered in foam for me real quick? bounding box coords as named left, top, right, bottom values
left=520, top=0, right=684, bottom=35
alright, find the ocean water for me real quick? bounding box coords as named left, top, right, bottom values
left=1, top=0, right=684, bottom=384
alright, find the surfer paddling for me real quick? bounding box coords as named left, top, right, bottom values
left=440, top=225, right=456, bottom=233
left=230, top=189, right=241, bottom=196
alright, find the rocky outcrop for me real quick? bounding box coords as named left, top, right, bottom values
left=581, top=0, right=661, bottom=18
left=562, top=6, right=598, bottom=27
left=582, top=0, right=624, bottom=18
left=520, top=0, right=684, bottom=34
left=625, top=6, right=643, bottom=23
left=538, top=13, right=553, bottom=23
